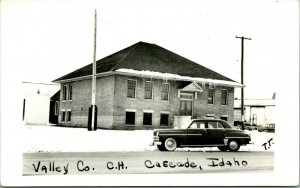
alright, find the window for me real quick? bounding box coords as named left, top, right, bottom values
left=220, top=116, right=228, bottom=121
left=208, top=89, right=214, bottom=104
left=125, top=111, right=135, bottom=125
left=207, top=121, right=224, bottom=129
left=66, top=110, right=71, bottom=122
left=68, top=85, right=73, bottom=100
left=144, top=82, right=153, bottom=99
left=189, top=121, right=205, bottom=129
left=160, top=113, right=169, bottom=126
left=221, top=89, right=228, bottom=105
left=54, top=101, right=59, bottom=115
left=61, top=110, right=66, bottom=122
left=143, top=113, right=152, bottom=125
left=63, top=85, right=67, bottom=100
left=127, top=80, right=136, bottom=98
left=161, top=83, right=170, bottom=100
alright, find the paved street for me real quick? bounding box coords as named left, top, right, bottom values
left=23, top=151, right=273, bottom=175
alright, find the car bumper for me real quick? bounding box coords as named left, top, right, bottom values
left=150, top=141, right=162, bottom=146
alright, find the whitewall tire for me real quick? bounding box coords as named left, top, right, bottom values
left=164, top=138, right=177, bottom=151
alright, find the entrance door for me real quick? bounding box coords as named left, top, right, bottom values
left=180, top=100, right=192, bottom=116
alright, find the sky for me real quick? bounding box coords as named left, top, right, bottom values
left=1, top=0, right=299, bottom=99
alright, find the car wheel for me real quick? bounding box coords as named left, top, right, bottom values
left=227, top=140, right=240, bottom=151
left=164, top=138, right=177, bottom=151
left=157, top=144, right=166, bottom=151
left=217, top=146, right=228, bottom=151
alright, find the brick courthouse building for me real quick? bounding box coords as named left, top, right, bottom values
left=53, top=42, right=243, bottom=129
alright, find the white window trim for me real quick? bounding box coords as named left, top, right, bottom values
left=143, top=109, right=154, bottom=113
left=207, top=113, right=215, bottom=117
left=161, top=83, right=170, bottom=101
left=127, top=79, right=137, bottom=99
left=125, top=109, right=137, bottom=112
left=160, top=111, right=170, bottom=114
left=144, top=81, right=154, bottom=100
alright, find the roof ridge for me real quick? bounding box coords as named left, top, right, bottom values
left=113, top=42, right=140, bottom=69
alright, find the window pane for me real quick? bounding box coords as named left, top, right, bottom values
left=63, top=86, right=67, bottom=100
left=143, top=113, right=152, bottom=125
left=68, top=85, right=72, bottom=100
left=217, top=122, right=224, bottom=128
left=62, top=111, right=66, bottom=121
left=161, top=84, right=169, bottom=100
left=221, top=90, right=227, bottom=105
left=127, top=80, right=136, bottom=98
left=208, top=89, right=214, bottom=104
left=190, top=121, right=205, bottom=129
left=160, top=114, right=169, bottom=126
left=208, top=122, right=217, bottom=128
left=67, top=111, right=71, bottom=122
left=125, top=112, right=135, bottom=125
left=145, top=82, right=153, bottom=99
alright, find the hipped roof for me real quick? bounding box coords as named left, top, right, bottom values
left=53, top=41, right=238, bottom=85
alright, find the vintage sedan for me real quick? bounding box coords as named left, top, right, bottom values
left=151, top=119, right=251, bottom=152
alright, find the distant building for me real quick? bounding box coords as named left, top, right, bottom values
left=234, top=99, right=276, bottom=127
left=53, top=42, right=243, bottom=129
left=49, top=90, right=60, bottom=124
left=22, top=82, right=60, bottom=125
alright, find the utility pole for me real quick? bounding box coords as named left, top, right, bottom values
left=88, top=9, right=98, bottom=131
left=236, top=36, right=251, bottom=130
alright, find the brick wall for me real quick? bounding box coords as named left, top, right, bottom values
left=58, top=74, right=234, bottom=129
left=58, top=75, right=115, bottom=128
left=112, top=75, right=234, bottom=129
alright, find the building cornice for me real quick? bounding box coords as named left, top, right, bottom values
left=53, top=70, right=244, bottom=88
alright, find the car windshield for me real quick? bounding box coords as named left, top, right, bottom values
left=221, top=120, right=233, bottom=129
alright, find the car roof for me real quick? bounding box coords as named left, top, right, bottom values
left=192, top=119, right=225, bottom=122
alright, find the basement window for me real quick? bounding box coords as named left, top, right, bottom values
left=125, top=111, right=135, bottom=125
left=220, top=116, right=228, bottom=121
left=61, top=110, right=66, bottom=122
left=160, top=113, right=169, bottom=126
left=66, top=110, right=71, bottom=122
left=143, top=112, right=152, bottom=125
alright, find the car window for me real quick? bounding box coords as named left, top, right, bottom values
left=189, top=121, right=205, bottom=129
left=207, top=122, right=224, bottom=129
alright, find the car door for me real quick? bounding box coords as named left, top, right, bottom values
left=187, top=121, right=208, bottom=145
left=206, top=121, right=226, bottom=145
